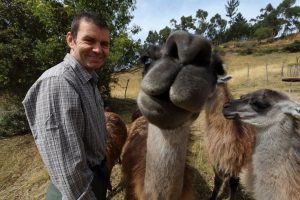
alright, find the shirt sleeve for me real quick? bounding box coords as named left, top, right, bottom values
left=23, top=76, right=97, bottom=200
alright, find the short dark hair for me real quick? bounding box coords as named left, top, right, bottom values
left=71, top=11, right=109, bottom=39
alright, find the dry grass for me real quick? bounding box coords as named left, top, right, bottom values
left=1, top=40, right=300, bottom=199
left=0, top=135, right=48, bottom=200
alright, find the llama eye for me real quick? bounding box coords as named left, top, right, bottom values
left=144, top=57, right=153, bottom=65
left=251, top=100, right=270, bottom=112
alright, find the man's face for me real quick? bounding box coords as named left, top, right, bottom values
left=67, top=20, right=110, bottom=73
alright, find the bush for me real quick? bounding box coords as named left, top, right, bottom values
left=253, top=27, right=273, bottom=41
left=282, top=40, right=300, bottom=53
left=239, top=47, right=254, bottom=55
left=0, top=107, right=30, bottom=137
left=213, top=46, right=226, bottom=56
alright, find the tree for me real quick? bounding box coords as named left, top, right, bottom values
left=170, top=15, right=196, bottom=32
left=144, top=30, right=161, bottom=46
left=225, top=12, right=252, bottom=41
left=195, top=9, right=209, bottom=35
left=0, top=0, right=138, bottom=100
left=179, top=15, right=196, bottom=31
left=276, top=0, right=300, bottom=35
left=158, top=26, right=172, bottom=44
left=207, top=14, right=227, bottom=44
left=0, top=0, right=71, bottom=99
left=253, top=27, right=273, bottom=41
left=225, top=0, right=240, bottom=26
left=251, top=3, right=281, bottom=38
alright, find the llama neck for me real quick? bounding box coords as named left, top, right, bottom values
left=255, top=117, right=295, bottom=162
left=144, top=123, right=190, bottom=200
left=205, top=84, right=232, bottom=122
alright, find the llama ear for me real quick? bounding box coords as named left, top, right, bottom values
left=217, top=75, right=232, bottom=84
left=281, top=101, right=300, bottom=120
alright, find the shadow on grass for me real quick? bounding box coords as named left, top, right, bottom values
left=190, top=167, right=212, bottom=199
left=191, top=167, right=254, bottom=200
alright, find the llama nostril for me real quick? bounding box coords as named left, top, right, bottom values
left=223, top=102, right=231, bottom=109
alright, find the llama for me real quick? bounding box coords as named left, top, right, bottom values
left=104, top=111, right=127, bottom=174
left=121, top=30, right=224, bottom=200
left=222, top=89, right=300, bottom=200
left=204, top=58, right=255, bottom=200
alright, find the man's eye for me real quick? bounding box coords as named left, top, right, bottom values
left=100, top=42, right=110, bottom=49
left=85, top=39, right=94, bottom=44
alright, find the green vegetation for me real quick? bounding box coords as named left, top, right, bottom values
left=283, top=40, right=300, bottom=52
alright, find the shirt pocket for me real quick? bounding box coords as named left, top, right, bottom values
left=45, top=113, right=60, bottom=130
left=40, top=113, right=62, bottom=142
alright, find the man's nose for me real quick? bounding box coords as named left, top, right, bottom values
left=92, top=43, right=103, bottom=53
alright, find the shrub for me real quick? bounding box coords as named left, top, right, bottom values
left=239, top=47, right=254, bottom=55
left=213, top=46, right=226, bottom=56
left=253, top=27, right=273, bottom=41
left=282, top=40, right=300, bottom=53
left=0, top=107, right=30, bottom=137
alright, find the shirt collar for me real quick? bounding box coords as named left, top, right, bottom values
left=64, top=53, right=99, bottom=84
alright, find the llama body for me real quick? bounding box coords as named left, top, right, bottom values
left=251, top=118, right=300, bottom=200
left=223, top=89, right=300, bottom=200
left=205, top=83, right=255, bottom=200
left=121, top=30, right=223, bottom=200
left=122, top=116, right=194, bottom=200
left=104, top=112, right=127, bottom=174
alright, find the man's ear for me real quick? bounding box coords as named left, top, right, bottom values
left=66, top=32, right=75, bottom=49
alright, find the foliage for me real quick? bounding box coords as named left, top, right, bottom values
left=253, top=27, right=274, bottom=40
left=225, top=12, right=252, bottom=41
left=0, top=0, right=139, bottom=137
left=0, top=0, right=71, bottom=99
left=194, top=9, right=209, bottom=35
left=0, top=0, right=138, bottom=101
left=239, top=47, right=254, bottom=55
left=207, top=14, right=227, bottom=44
left=282, top=40, right=300, bottom=52
left=225, top=0, right=240, bottom=25
left=143, top=0, right=299, bottom=44
left=277, top=0, right=300, bottom=36
left=0, top=106, right=29, bottom=137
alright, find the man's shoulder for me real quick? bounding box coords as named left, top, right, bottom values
left=39, top=61, right=75, bottom=81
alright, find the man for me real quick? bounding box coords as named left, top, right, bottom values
left=23, top=11, right=110, bottom=199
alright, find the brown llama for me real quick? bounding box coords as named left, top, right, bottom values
left=121, top=30, right=225, bottom=200
left=104, top=111, right=127, bottom=196
left=104, top=111, right=127, bottom=175
left=204, top=68, right=255, bottom=200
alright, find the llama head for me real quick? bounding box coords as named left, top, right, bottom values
left=137, top=30, right=223, bottom=129
left=223, top=89, right=300, bottom=128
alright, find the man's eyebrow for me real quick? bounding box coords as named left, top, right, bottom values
left=82, top=35, right=96, bottom=41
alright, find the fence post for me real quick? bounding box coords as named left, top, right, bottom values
left=281, top=61, right=285, bottom=78
left=124, top=79, right=130, bottom=99
left=247, top=63, right=250, bottom=81
left=265, top=63, right=269, bottom=83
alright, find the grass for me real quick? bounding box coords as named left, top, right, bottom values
left=1, top=37, right=300, bottom=199
left=0, top=135, right=48, bottom=200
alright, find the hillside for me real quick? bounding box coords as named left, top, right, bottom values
left=1, top=34, right=300, bottom=200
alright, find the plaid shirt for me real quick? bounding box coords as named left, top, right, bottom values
left=22, top=54, right=107, bottom=200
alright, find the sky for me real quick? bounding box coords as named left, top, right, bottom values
left=129, top=0, right=300, bottom=41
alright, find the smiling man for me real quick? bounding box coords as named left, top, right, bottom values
left=22, top=12, right=111, bottom=200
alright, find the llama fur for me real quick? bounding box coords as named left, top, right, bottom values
left=205, top=81, right=255, bottom=199
left=223, top=89, right=300, bottom=200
